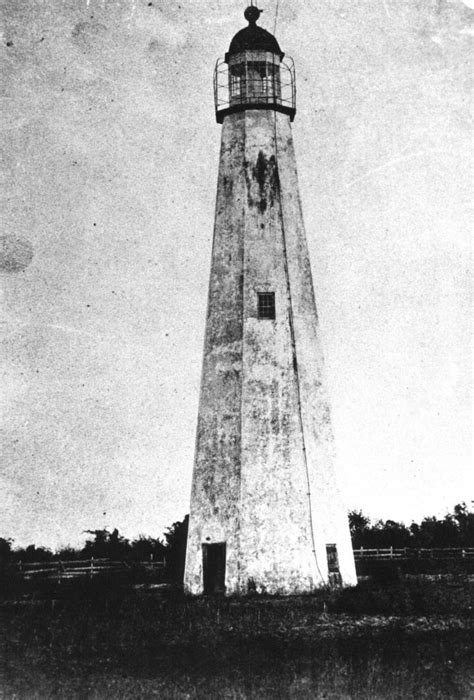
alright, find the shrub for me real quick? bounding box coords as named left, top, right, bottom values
left=332, top=580, right=413, bottom=615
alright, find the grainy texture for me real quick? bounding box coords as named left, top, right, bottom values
left=1, top=590, right=473, bottom=699
left=1, top=0, right=471, bottom=550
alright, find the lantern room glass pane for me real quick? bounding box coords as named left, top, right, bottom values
left=215, top=51, right=295, bottom=122
left=228, top=52, right=282, bottom=105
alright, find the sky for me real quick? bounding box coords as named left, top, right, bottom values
left=1, top=0, right=472, bottom=550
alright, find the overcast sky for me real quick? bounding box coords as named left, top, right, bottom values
left=1, top=0, right=472, bottom=550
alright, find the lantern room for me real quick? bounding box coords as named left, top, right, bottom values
left=214, top=6, right=296, bottom=124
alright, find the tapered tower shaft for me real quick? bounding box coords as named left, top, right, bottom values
left=184, top=9, right=356, bottom=595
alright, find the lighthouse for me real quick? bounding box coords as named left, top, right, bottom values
left=184, top=6, right=357, bottom=595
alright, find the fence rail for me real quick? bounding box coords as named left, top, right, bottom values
left=2, top=558, right=166, bottom=581
left=353, top=547, right=474, bottom=560
left=2, top=549, right=473, bottom=581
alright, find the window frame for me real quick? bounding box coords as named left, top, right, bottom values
left=257, top=292, right=276, bottom=320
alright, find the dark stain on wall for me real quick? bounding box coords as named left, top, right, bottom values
left=244, top=151, right=278, bottom=215
left=0, top=236, right=34, bottom=273
left=222, top=175, right=233, bottom=197
left=254, top=150, right=268, bottom=196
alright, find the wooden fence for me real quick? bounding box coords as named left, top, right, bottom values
left=353, top=547, right=474, bottom=560
left=2, top=549, right=473, bottom=581
left=2, top=557, right=166, bottom=581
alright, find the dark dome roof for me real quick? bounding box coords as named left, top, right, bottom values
left=226, top=7, right=284, bottom=60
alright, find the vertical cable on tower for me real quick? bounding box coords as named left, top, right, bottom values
left=273, top=0, right=280, bottom=34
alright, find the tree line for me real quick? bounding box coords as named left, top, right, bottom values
left=349, top=502, right=473, bottom=549
left=1, top=502, right=472, bottom=570
left=0, top=517, right=189, bottom=582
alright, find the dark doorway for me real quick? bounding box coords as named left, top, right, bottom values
left=326, top=543, right=342, bottom=586
left=326, top=543, right=339, bottom=573
left=202, top=542, right=226, bottom=594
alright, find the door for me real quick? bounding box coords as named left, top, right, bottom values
left=202, top=543, right=226, bottom=594
left=326, top=543, right=342, bottom=586
left=326, top=544, right=340, bottom=573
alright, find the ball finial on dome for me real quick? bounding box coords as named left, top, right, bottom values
left=244, top=6, right=262, bottom=25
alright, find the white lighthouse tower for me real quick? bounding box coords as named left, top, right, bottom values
left=184, top=6, right=357, bottom=595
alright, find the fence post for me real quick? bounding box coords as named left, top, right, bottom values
left=462, top=549, right=466, bottom=558
left=90, top=557, right=94, bottom=579
left=390, top=546, right=393, bottom=559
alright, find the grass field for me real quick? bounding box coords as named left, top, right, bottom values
left=1, top=576, right=473, bottom=698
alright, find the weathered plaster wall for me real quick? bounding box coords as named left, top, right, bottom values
left=275, top=113, right=357, bottom=585
left=185, top=109, right=357, bottom=595
left=184, top=114, right=246, bottom=593
left=239, top=111, right=315, bottom=594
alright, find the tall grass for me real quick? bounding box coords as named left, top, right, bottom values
left=1, top=578, right=473, bottom=698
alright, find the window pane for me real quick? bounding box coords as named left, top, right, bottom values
left=258, top=292, right=275, bottom=320
left=230, top=74, right=241, bottom=96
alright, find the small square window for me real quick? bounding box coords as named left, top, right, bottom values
left=258, top=292, right=275, bottom=320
